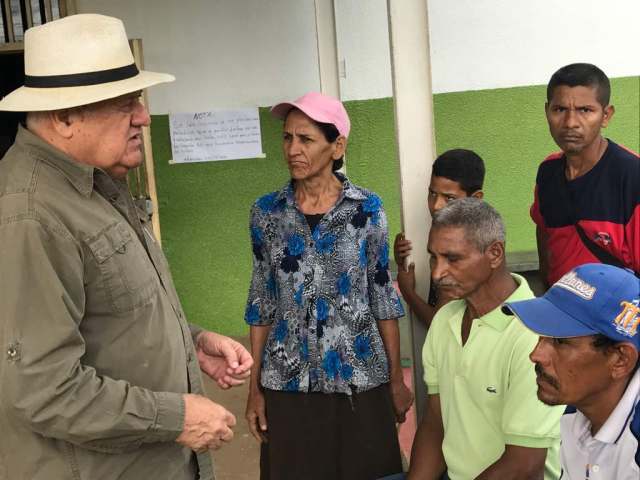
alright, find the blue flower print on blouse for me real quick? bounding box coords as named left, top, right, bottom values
left=294, top=283, right=304, bottom=306
left=257, top=191, right=278, bottom=212
left=245, top=303, right=260, bottom=325
left=251, top=225, right=264, bottom=245
left=362, top=194, right=382, bottom=214
left=285, top=377, right=300, bottom=392
left=245, top=174, right=405, bottom=394
left=354, top=334, right=372, bottom=361
left=337, top=272, right=351, bottom=296
left=300, top=338, right=309, bottom=360
left=316, top=232, right=337, bottom=254
left=322, top=349, right=342, bottom=380
left=288, top=234, right=305, bottom=256
left=352, top=193, right=383, bottom=228
left=267, top=272, right=278, bottom=297
left=274, top=319, right=288, bottom=343
left=374, top=243, right=391, bottom=286
left=312, top=226, right=322, bottom=243
left=359, top=239, right=368, bottom=267
left=374, top=264, right=390, bottom=286
left=379, top=243, right=389, bottom=269
left=281, top=233, right=305, bottom=273
left=351, top=205, right=368, bottom=229
left=316, top=297, right=329, bottom=337
left=250, top=226, right=264, bottom=261
left=340, top=363, right=354, bottom=382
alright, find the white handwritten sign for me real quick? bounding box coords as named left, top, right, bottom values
left=169, top=108, right=264, bottom=163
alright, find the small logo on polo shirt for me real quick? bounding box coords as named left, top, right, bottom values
left=486, top=386, right=497, bottom=394
left=614, top=299, right=640, bottom=337
left=556, top=271, right=596, bottom=300
left=593, top=232, right=612, bottom=246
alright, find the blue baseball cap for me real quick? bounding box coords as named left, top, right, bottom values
left=503, top=263, right=640, bottom=349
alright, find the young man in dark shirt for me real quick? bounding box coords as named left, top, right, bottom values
left=393, top=149, right=485, bottom=327
left=532, top=63, right=640, bottom=288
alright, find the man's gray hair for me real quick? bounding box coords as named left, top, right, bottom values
left=432, top=198, right=505, bottom=251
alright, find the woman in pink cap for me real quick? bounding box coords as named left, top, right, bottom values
left=244, top=92, right=413, bottom=479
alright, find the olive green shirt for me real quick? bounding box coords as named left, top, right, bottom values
left=0, top=127, right=213, bottom=480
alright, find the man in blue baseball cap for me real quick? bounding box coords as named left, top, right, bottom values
left=504, top=263, right=640, bottom=480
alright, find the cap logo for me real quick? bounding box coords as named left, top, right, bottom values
left=614, top=299, right=640, bottom=338
left=555, top=271, right=596, bottom=300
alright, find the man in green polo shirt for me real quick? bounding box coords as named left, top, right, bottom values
left=408, top=198, right=563, bottom=480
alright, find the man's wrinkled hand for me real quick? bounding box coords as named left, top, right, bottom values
left=195, top=331, right=253, bottom=389
left=176, top=394, right=236, bottom=452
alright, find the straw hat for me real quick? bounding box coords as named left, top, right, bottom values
left=0, top=14, right=175, bottom=112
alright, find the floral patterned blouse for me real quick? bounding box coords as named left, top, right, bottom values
left=245, top=174, right=404, bottom=394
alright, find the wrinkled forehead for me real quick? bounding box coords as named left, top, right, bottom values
left=427, top=224, right=476, bottom=252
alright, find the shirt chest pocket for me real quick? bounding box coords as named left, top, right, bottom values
left=86, top=222, right=157, bottom=313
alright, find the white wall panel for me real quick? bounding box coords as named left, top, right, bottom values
left=334, top=0, right=393, bottom=101
left=77, top=0, right=640, bottom=110
left=427, top=0, right=640, bottom=93
left=77, top=0, right=320, bottom=113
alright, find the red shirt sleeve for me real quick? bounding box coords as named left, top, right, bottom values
left=625, top=204, right=640, bottom=274
left=530, top=184, right=543, bottom=227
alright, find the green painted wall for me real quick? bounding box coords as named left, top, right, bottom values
left=434, top=76, right=640, bottom=252
left=151, top=76, right=639, bottom=335
left=151, top=99, right=402, bottom=335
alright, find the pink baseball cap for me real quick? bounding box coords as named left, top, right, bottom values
left=270, top=91, right=351, bottom=138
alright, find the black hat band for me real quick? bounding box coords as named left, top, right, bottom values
left=24, top=63, right=139, bottom=88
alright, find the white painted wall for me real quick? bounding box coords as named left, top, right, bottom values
left=335, top=0, right=640, bottom=97
left=76, top=0, right=321, bottom=114
left=76, top=0, right=640, bottom=112
left=427, top=0, right=640, bottom=93
left=334, top=0, right=392, bottom=101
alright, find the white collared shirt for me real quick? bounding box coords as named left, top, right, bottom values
left=560, top=369, right=640, bottom=479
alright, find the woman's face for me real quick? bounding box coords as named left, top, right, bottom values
left=282, top=109, right=344, bottom=181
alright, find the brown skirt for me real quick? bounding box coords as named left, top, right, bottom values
left=260, top=384, right=403, bottom=480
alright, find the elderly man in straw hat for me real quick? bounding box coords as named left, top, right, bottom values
left=0, top=14, right=252, bottom=480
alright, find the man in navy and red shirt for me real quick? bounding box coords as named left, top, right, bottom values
left=532, top=63, right=640, bottom=288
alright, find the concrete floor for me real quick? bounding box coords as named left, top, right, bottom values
left=203, top=337, right=260, bottom=480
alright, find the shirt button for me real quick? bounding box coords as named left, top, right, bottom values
left=592, top=465, right=600, bottom=472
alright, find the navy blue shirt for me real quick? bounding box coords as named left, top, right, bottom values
left=245, top=174, right=404, bottom=394
left=531, top=140, right=640, bottom=283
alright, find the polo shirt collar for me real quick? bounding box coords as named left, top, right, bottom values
left=593, top=368, right=640, bottom=444
left=16, top=125, right=95, bottom=197
left=479, top=273, right=533, bottom=331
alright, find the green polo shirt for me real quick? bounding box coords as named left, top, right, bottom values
left=423, top=274, right=562, bottom=480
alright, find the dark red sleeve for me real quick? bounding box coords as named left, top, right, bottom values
left=625, top=204, right=640, bottom=274
left=530, top=184, right=543, bottom=227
